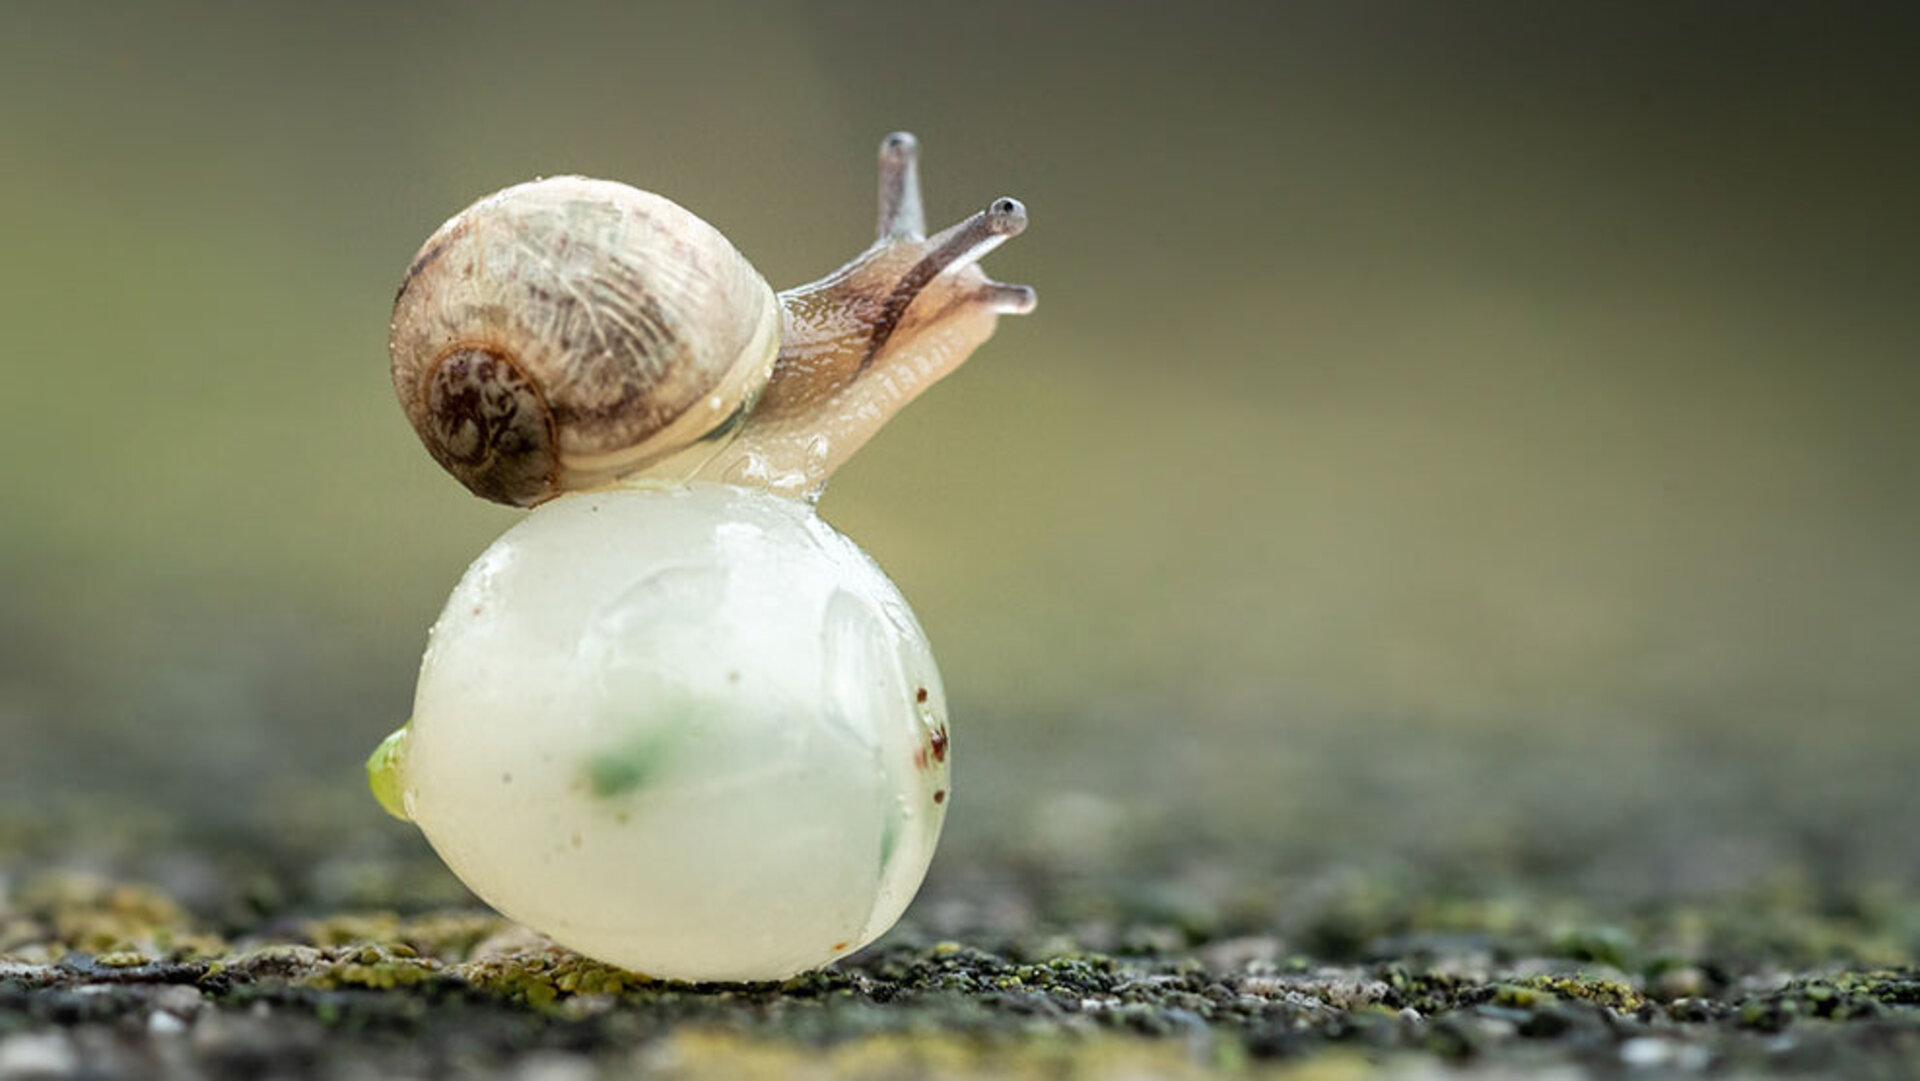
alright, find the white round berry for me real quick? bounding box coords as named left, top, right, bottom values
left=383, top=484, right=951, bottom=981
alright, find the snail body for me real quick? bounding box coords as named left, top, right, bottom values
left=370, top=134, right=1031, bottom=980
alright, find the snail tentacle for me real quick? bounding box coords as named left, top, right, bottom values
left=696, top=136, right=1035, bottom=498
left=975, top=280, right=1040, bottom=315
left=876, top=131, right=926, bottom=240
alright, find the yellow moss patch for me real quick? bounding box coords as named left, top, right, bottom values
left=303, top=913, right=404, bottom=949
left=459, top=948, right=644, bottom=1009
left=304, top=945, right=443, bottom=991
left=301, top=910, right=509, bottom=961
left=1512, top=974, right=1646, bottom=1013
left=16, top=873, right=227, bottom=958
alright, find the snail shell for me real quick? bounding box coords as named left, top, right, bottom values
left=390, top=177, right=781, bottom=506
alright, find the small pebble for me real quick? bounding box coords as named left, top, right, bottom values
left=1620, top=1037, right=1672, bottom=1067
left=1653, top=965, right=1709, bottom=1000
left=152, top=985, right=204, bottom=1018
left=1197, top=935, right=1283, bottom=972
left=0, top=1033, right=78, bottom=1079
left=1621, top=1036, right=1711, bottom=1071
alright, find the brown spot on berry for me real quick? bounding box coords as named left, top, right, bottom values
left=913, top=748, right=929, bottom=770
left=929, top=726, right=949, bottom=762
left=933, top=790, right=946, bottom=804
left=916, top=687, right=929, bottom=703
left=832, top=941, right=849, bottom=951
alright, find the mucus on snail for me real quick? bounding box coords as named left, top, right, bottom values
left=368, top=133, right=1033, bottom=982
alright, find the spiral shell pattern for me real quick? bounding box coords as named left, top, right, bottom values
left=390, top=177, right=779, bottom=506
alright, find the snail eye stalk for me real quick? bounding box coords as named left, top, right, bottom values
left=694, top=133, right=1036, bottom=498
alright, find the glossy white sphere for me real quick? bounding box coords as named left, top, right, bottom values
left=396, top=484, right=950, bottom=981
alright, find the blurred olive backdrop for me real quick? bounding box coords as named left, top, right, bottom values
left=3, top=3, right=1916, bottom=897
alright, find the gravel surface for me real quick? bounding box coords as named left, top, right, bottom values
left=3, top=851, right=1917, bottom=1079
left=8, top=707, right=1920, bottom=1078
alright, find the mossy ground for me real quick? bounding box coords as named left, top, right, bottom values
left=3, top=860, right=1917, bottom=1079
left=6, top=701, right=1918, bottom=1078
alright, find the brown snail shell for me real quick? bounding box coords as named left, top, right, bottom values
left=389, top=176, right=780, bottom=506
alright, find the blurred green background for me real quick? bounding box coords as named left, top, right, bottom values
left=3, top=3, right=1916, bottom=900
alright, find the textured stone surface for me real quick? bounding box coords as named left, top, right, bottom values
left=3, top=858, right=1917, bottom=1079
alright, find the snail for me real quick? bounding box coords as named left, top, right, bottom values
left=366, top=133, right=1033, bottom=982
